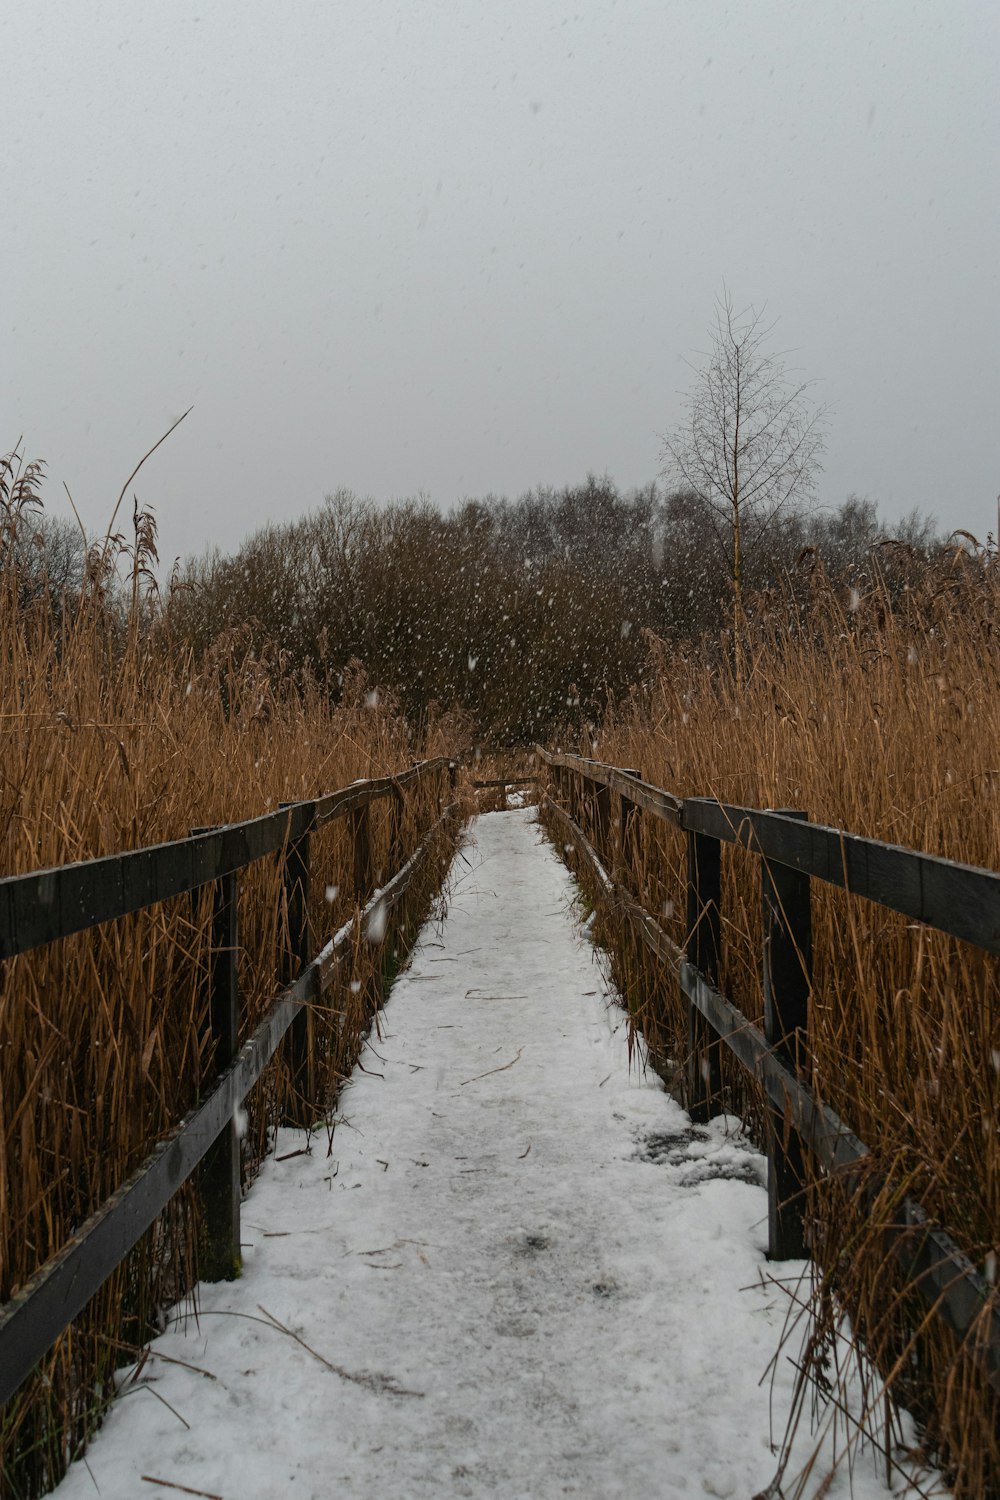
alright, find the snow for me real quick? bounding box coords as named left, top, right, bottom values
left=52, top=810, right=943, bottom=1500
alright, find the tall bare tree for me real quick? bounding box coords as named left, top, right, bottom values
left=660, top=293, right=827, bottom=663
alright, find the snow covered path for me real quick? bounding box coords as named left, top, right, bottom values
left=53, top=810, right=916, bottom=1500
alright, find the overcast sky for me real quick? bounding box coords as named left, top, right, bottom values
left=3, top=1, right=997, bottom=568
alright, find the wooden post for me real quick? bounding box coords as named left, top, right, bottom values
left=356, top=797, right=383, bottom=1021
left=762, top=811, right=812, bottom=1260
left=618, top=768, right=641, bottom=886
left=594, top=782, right=611, bottom=862
left=200, top=867, right=241, bottom=1280
left=582, top=774, right=596, bottom=842
left=280, top=803, right=314, bottom=1121
left=352, top=801, right=373, bottom=903
left=686, top=829, right=722, bottom=1123
left=389, top=786, right=405, bottom=871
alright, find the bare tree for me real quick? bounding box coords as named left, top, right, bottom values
left=660, top=292, right=827, bottom=659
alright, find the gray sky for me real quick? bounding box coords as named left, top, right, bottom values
left=3, top=1, right=998, bottom=568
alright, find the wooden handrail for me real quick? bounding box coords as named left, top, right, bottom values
left=538, top=753, right=1000, bottom=1396
left=0, top=765, right=458, bottom=1407
left=0, top=759, right=451, bottom=959
left=537, top=745, right=1000, bottom=954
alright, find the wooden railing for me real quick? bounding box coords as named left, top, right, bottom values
left=536, top=745, right=1000, bottom=1396
left=472, top=775, right=536, bottom=810
left=0, top=759, right=458, bottom=1407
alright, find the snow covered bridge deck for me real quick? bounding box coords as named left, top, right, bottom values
left=53, top=810, right=905, bottom=1500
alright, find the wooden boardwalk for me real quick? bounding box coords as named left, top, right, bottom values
left=48, top=811, right=913, bottom=1500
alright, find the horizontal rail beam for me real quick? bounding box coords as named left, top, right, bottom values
left=0, top=807, right=301, bottom=960
left=0, top=801, right=458, bottom=1406
left=539, top=747, right=1000, bottom=954
left=313, top=759, right=450, bottom=828
left=542, top=795, right=612, bottom=892
left=472, top=777, right=535, bottom=790
left=0, top=760, right=451, bottom=960
left=675, top=961, right=868, bottom=1176
left=682, top=798, right=1000, bottom=956
left=536, top=747, right=682, bottom=827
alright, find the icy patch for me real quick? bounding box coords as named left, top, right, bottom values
left=632, top=1117, right=767, bottom=1188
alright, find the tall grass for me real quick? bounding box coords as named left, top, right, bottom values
left=0, top=451, right=466, bottom=1497
left=588, top=550, right=1000, bottom=1496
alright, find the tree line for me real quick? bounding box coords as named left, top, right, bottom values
left=161, top=478, right=946, bottom=745
left=3, top=455, right=955, bottom=750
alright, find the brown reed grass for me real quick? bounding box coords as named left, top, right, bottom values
left=571, top=551, right=1000, bottom=1496
left=0, top=451, right=466, bottom=1498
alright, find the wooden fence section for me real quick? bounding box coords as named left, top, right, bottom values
left=0, top=759, right=458, bottom=1408
left=472, top=775, right=536, bottom=810
left=536, top=746, right=1000, bottom=1396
